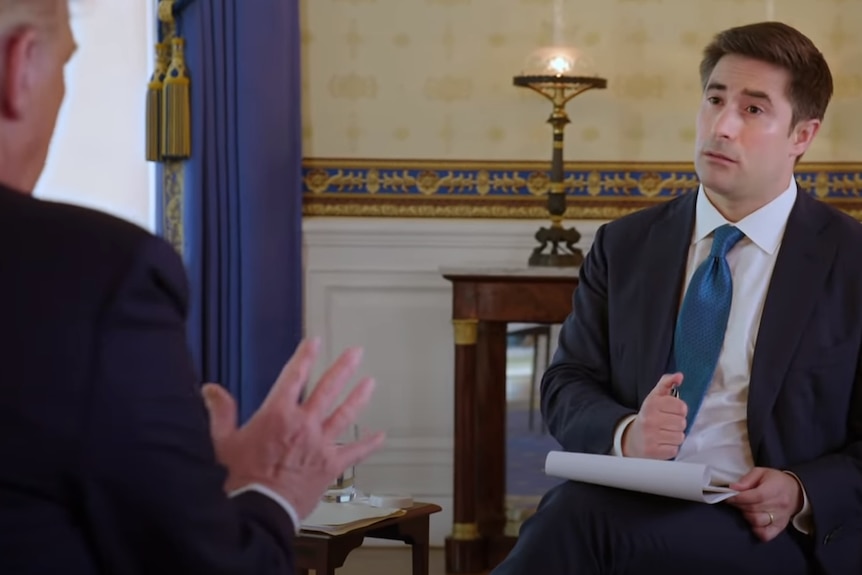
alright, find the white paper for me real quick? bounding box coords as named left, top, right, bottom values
left=544, top=451, right=738, bottom=504
left=301, top=501, right=400, bottom=529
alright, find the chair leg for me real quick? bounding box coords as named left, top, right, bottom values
left=540, top=329, right=552, bottom=434
left=528, top=334, right=540, bottom=431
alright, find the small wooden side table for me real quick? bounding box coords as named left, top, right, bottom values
left=295, top=502, right=442, bottom=575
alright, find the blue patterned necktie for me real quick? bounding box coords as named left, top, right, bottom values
left=673, top=223, right=745, bottom=432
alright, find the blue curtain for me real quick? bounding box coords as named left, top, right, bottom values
left=156, top=0, right=304, bottom=423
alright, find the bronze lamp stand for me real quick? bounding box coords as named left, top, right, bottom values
left=514, top=63, right=606, bottom=267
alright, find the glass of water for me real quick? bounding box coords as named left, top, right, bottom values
left=323, top=424, right=358, bottom=503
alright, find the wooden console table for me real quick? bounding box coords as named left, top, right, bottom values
left=440, top=266, right=579, bottom=573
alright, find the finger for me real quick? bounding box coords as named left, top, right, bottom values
left=653, top=444, right=681, bottom=460
left=261, top=337, right=322, bottom=411
left=748, top=515, right=780, bottom=543
left=760, top=511, right=776, bottom=528
left=303, top=347, right=365, bottom=418
left=322, top=377, right=376, bottom=439
left=731, top=490, right=786, bottom=513
left=333, top=430, right=386, bottom=470
left=727, top=487, right=767, bottom=508
left=652, top=373, right=683, bottom=396
left=739, top=509, right=759, bottom=527
left=658, top=414, right=688, bottom=432
left=653, top=397, right=688, bottom=418
left=742, top=510, right=774, bottom=527
left=730, top=467, right=767, bottom=491
left=656, top=429, right=686, bottom=447
left=201, top=383, right=238, bottom=440
left=740, top=510, right=778, bottom=543
left=638, top=415, right=685, bottom=435
left=752, top=527, right=777, bottom=542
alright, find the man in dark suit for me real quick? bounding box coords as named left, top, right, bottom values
left=0, top=2, right=383, bottom=573
left=493, top=21, right=862, bottom=575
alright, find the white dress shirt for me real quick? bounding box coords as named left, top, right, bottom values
left=612, top=179, right=812, bottom=533
left=229, top=484, right=301, bottom=533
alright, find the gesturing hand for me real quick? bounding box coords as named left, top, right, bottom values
left=726, top=468, right=804, bottom=542
left=622, top=373, right=688, bottom=459
left=201, top=337, right=385, bottom=519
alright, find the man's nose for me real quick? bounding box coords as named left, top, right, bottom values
left=710, top=107, right=741, bottom=140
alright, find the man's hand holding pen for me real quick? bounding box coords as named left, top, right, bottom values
left=621, top=373, right=688, bottom=460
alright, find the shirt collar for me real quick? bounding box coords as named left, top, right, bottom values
left=693, top=178, right=796, bottom=255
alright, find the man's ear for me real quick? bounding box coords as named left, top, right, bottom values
left=789, top=118, right=821, bottom=158
left=1, top=27, right=39, bottom=121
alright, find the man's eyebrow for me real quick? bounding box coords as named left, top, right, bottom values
left=705, top=82, right=772, bottom=103
left=741, top=88, right=772, bottom=102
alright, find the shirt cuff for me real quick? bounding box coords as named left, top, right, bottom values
left=612, top=414, right=638, bottom=456
left=782, top=471, right=813, bottom=535
left=229, top=483, right=300, bottom=534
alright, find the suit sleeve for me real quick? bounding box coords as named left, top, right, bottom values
left=540, top=224, right=638, bottom=454
left=73, top=236, right=296, bottom=575
left=789, top=339, right=862, bottom=546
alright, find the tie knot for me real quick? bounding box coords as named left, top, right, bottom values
left=709, top=224, right=744, bottom=258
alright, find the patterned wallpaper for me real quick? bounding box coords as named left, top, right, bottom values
left=300, top=0, right=862, bottom=163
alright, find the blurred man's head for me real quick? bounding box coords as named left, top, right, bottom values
left=0, top=0, right=75, bottom=193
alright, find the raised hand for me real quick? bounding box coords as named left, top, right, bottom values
left=202, top=337, right=385, bottom=519
left=621, top=372, right=687, bottom=459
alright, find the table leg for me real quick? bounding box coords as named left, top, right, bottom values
left=315, top=559, right=335, bottom=575
left=404, top=516, right=431, bottom=575
left=476, top=322, right=507, bottom=540
left=445, top=318, right=486, bottom=573
left=411, top=539, right=429, bottom=575
left=365, top=514, right=434, bottom=575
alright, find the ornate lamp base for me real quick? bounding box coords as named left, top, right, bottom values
left=528, top=223, right=584, bottom=267
left=512, top=71, right=606, bottom=270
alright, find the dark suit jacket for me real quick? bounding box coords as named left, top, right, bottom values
left=0, top=185, right=296, bottom=574
left=542, top=188, right=862, bottom=575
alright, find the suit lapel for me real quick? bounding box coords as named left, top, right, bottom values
left=637, top=193, right=697, bottom=401
left=747, top=191, right=837, bottom=460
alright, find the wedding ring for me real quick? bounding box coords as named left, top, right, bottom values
left=767, top=512, right=774, bottom=526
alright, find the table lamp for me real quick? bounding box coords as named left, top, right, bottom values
left=514, top=46, right=607, bottom=267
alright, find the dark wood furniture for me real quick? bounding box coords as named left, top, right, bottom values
left=441, top=267, right=579, bottom=574
left=295, top=502, right=442, bottom=575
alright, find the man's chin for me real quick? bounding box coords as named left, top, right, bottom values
left=695, top=164, right=735, bottom=195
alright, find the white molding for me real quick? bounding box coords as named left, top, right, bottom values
left=301, top=216, right=609, bottom=547
left=303, top=217, right=602, bottom=252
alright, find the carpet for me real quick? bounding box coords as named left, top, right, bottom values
left=506, top=406, right=563, bottom=498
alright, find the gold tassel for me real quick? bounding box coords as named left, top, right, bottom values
left=145, top=41, right=169, bottom=162
left=162, top=36, right=191, bottom=160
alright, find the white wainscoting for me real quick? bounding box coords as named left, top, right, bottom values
left=302, top=217, right=604, bottom=546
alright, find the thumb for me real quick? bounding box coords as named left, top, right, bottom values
left=730, top=467, right=766, bottom=491
left=653, top=372, right=683, bottom=396
left=201, top=383, right=238, bottom=440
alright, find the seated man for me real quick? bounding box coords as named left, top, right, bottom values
left=492, top=21, right=862, bottom=575
left=0, top=2, right=383, bottom=573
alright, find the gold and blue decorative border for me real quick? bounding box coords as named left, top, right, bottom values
left=302, top=158, right=862, bottom=220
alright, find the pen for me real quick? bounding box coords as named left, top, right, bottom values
left=671, top=386, right=679, bottom=398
